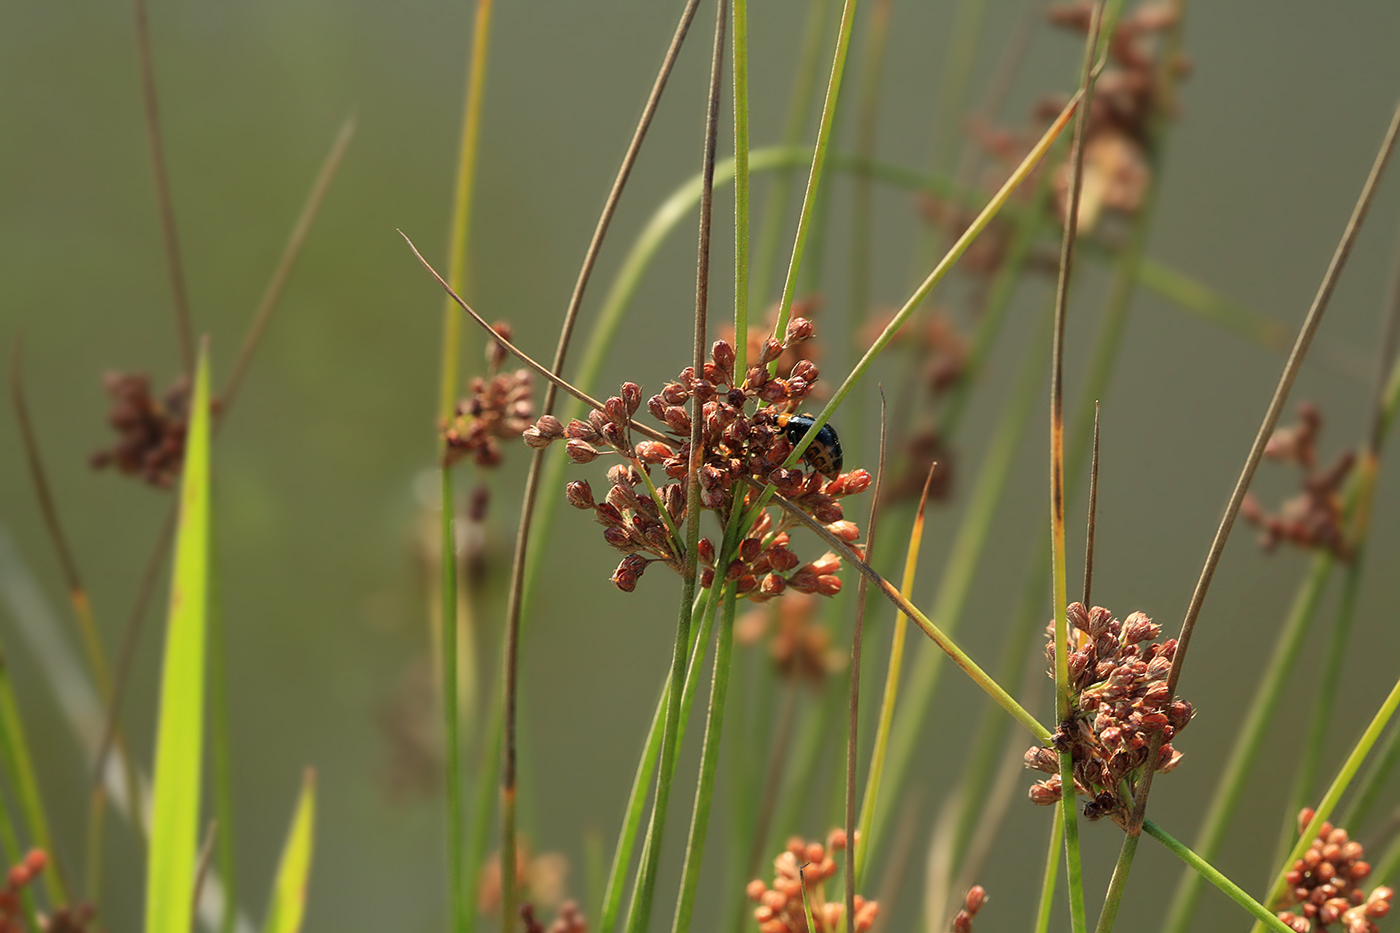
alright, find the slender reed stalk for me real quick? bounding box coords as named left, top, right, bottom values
left=130, top=0, right=193, bottom=374
left=1032, top=809, right=1065, bottom=933
left=1046, top=9, right=1103, bottom=931
left=436, top=0, right=494, bottom=422
left=770, top=0, right=859, bottom=348
left=845, top=403, right=888, bottom=933
left=855, top=462, right=935, bottom=885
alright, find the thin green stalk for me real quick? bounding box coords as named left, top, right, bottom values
left=762, top=486, right=1051, bottom=745
left=208, top=546, right=235, bottom=933
left=1032, top=810, right=1065, bottom=933
left=1048, top=9, right=1103, bottom=931
left=436, top=0, right=494, bottom=420
left=1161, top=549, right=1334, bottom=933
left=672, top=585, right=738, bottom=933
left=1143, top=820, right=1295, bottom=933
left=1252, top=672, right=1400, bottom=930
left=439, top=467, right=467, bottom=933
left=752, top=0, right=829, bottom=303
left=847, top=0, right=892, bottom=351
left=463, top=704, right=498, bottom=927
left=1092, top=830, right=1138, bottom=933
left=745, top=91, right=1086, bottom=533
left=855, top=466, right=939, bottom=884
left=770, top=0, right=859, bottom=350
left=626, top=5, right=726, bottom=920
left=596, top=588, right=716, bottom=930
left=732, top=0, right=751, bottom=373
left=0, top=792, right=39, bottom=933
left=0, top=653, right=68, bottom=909
left=1278, top=545, right=1361, bottom=865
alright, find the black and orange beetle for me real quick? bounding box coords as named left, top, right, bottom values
left=777, top=412, right=844, bottom=478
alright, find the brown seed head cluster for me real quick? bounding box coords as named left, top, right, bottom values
left=443, top=322, right=534, bottom=468
left=0, top=850, right=99, bottom=933
left=1241, top=403, right=1353, bottom=560
left=90, top=371, right=196, bottom=489
left=1024, top=603, right=1193, bottom=825
left=478, top=843, right=568, bottom=917
left=952, top=885, right=989, bottom=933
left=736, top=592, right=846, bottom=684
left=526, top=321, right=870, bottom=597
left=1041, top=1, right=1187, bottom=230
left=745, top=831, right=877, bottom=933
left=1273, top=809, right=1392, bottom=933
left=520, top=901, right=586, bottom=933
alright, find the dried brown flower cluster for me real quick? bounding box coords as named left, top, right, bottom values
left=1273, top=809, right=1392, bottom=933
left=520, top=901, right=586, bottom=933
left=525, top=321, right=870, bottom=597
left=443, top=322, right=534, bottom=468
left=0, top=850, right=99, bottom=933
left=951, top=885, right=989, bottom=933
left=745, top=831, right=877, bottom=933
left=478, top=843, right=569, bottom=917
left=1041, top=0, right=1187, bottom=230
left=736, top=592, right=845, bottom=683
left=1242, top=403, right=1354, bottom=560
left=90, top=371, right=195, bottom=488
left=1024, top=603, right=1193, bottom=826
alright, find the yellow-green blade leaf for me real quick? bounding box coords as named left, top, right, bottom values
left=145, top=345, right=213, bottom=933
left=263, top=768, right=316, bottom=933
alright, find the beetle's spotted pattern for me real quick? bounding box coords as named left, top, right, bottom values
left=777, top=413, right=844, bottom=478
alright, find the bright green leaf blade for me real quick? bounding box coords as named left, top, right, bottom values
left=263, top=769, right=316, bottom=933
left=144, top=345, right=213, bottom=933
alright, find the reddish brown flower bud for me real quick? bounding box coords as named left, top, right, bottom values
left=566, top=419, right=600, bottom=441
left=621, top=382, right=643, bottom=416
left=606, top=483, right=639, bottom=513
left=662, top=382, right=690, bottom=405
left=612, top=564, right=639, bottom=592
left=789, top=359, right=818, bottom=383
left=1122, top=611, right=1160, bottom=643
left=813, top=500, right=844, bottom=523
left=635, top=440, right=674, bottom=463
left=566, top=439, right=600, bottom=463
left=602, top=527, right=632, bottom=550
left=827, top=520, right=859, bottom=541
left=663, top=407, right=691, bottom=435
left=758, top=337, right=784, bottom=364
left=566, top=480, right=595, bottom=509
left=739, top=537, right=762, bottom=563
left=785, top=317, right=814, bottom=345
left=1029, top=778, right=1062, bottom=806
left=760, top=574, right=786, bottom=597
left=816, top=575, right=842, bottom=596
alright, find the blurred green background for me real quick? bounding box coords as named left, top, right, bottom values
left=3, top=2, right=1400, bottom=931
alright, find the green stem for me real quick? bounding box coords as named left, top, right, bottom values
left=1032, top=809, right=1065, bottom=933
left=1251, top=671, right=1400, bottom=931
left=1093, top=830, right=1139, bottom=933
left=1144, top=820, right=1295, bottom=933
left=671, top=585, right=738, bottom=933
left=436, top=0, right=494, bottom=420
left=208, top=545, right=235, bottom=933
left=731, top=0, right=750, bottom=373
left=439, top=467, right=466, bottom=933
left=1161, top=551, right=1335, bottom=933
left=597, top=589, right=712, bottom=933
left=752, top=0, right=829, bottom=303
left=770, top=0, right=860, bottom=350
left=0, top=646, right=67, bottom=907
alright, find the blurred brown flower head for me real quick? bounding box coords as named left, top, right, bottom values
left=1241, top=402, right=1354, bottom=560
left=736, top=591, right=846, bottom=683
left=1024, top=602, right=1193, bottom=826
left=443, top=322, right=535, bottom=469
left=952, top=885, right=989, bottom=933
left=745, top=831, right=877, bottom=933
left=90, top=371, right=196, bottom=489
left=525, top=320, right=870, bottom=597
left=1273, top=809, right=1392, bottom=933
left=521, top=901, right=587, bottom=933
